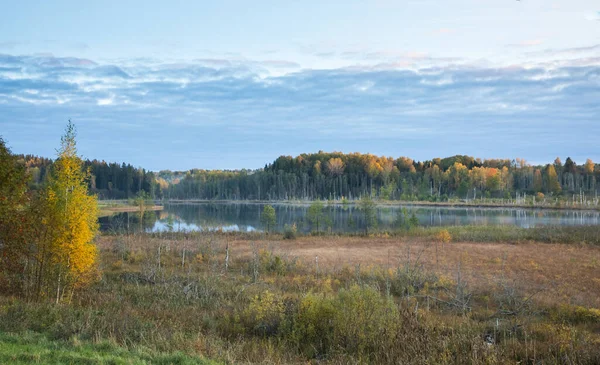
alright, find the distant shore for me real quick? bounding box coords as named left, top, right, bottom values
left=97, top=203, right=164, bottom=217
left=161, top=198, right=600, bottom=212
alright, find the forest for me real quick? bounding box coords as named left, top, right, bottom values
left=20, top=152, right=598, bottom=203
left=161, top=153, right=598, bottom=203
left=18, top=155, right=162, bottom=199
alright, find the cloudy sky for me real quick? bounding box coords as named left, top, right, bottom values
left=1, top=0, right=599, bottom=170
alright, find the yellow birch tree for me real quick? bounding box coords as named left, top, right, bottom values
left=34, top=121, right=99, bottom=302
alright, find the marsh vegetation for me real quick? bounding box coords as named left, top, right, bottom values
left=2, top=125, right=600, bottom=364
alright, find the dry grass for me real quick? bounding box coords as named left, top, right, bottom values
left=97, top=234, right=600, bottom=308
left=2, top=232, right=599, bottom=364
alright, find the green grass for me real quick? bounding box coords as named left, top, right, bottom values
left=0, top=331, right=218, bottom=365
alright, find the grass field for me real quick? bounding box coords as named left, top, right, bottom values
left=2, top=230, right=600, bottom=364
left=0, top=332, right=216, bottom=364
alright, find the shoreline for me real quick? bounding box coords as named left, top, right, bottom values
left=98, top=204, right=164, bottom=217
left=159, top=199, right=600, bottom=213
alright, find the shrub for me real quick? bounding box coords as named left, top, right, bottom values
left=283, top=223, right=297, bottom=240
left=289, top=285, right=401, bottom=359
left=244, top=290, right=285, bottom=336
left=536, top=192, right=545, bottom=202
left=332, top=285, right=400, bottom=356
left=551, top=304, right=600, bottom=324
left=436, top=229, right=452, bottom=243
left=259, top=250, right=287, bottom=276
left=291, top=293, right=336, bottom=358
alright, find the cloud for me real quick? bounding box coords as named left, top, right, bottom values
left=584, top=11, right=600, bottom=21
left=259, top=60, right=301, bottom=69
left=432, top=28, right=456, bottom=35
left=507, top=39, right=544, bottom=48
left=527, top=44, right=600, bottom=58
left=0, top=41, right=22, bottom=50
left=0, top=51, right=599, bottom=170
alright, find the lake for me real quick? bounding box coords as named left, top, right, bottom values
left=98, top=202, right=600, bottom=234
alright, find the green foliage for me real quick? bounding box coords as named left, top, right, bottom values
left=290, top=293, right=336, bottom=357
left=379, top=182, right=395, bottom=200
left=0, top=137, right=31, bottom=294
left=0, top=332, right=216, bottom=365
left=394, top=208, right=418, bottom=230
left=22, top=156, right=158, bottom=200
left=259, top=250, right=288, bottom=275
left=307, top=200, right=325, bottom=233
left=244, top=290, right=285, bottom=336
left=409, top=212, right=419, bottom=228
left=283, top=223, right=297, bottom=240
left=330, top=285, right=400, bottom=356
left=414, top=225, right=600, bottom=245
left=551, top=304, right=600, bottom=325
left=21, top=148, right=600, bottom=204
left=358, top=195, right=377, bottom=235
left=132, top=190, right=152, bottom=209
left=260, top=205, right=276, bottom=233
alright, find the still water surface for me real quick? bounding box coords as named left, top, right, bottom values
left=98, top=202, right=600, bottom=234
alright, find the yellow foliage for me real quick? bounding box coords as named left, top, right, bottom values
left=32, top=121, right=100, bottom=300
left=436, top=275, right=454, bottom=288
left=436, top=229, right=452, bottom=243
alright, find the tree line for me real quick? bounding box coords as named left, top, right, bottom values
left=18, top=155, right=161, bottom=199
left=16, top=150, right=600, bottom=204
left=161, top=152, right=598, bottom=203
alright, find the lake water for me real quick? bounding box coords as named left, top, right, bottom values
left=98, top=202, right=600, bottom=234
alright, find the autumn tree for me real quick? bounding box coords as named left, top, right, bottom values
left=546, top=164, right=561, bottom=195
left=0, top=137, right=31, bottom=294
left=326, top=158, right=345, bottom=176
left=533, top=169, right=543, bottom=192
left=485, top=168, right=501, bottom=193
left=584, top=159, right=594, bottom=174
left=326, top=158, right=345, bottom=198
left=584, top=159, right=595, bottom=191
left=33, top=121, right=99, bottom=302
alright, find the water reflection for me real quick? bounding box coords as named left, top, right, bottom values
left=98, top=202, right=600, bottom=234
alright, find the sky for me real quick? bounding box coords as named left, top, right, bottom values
left=0, top=0, right=599, bottom=171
